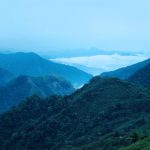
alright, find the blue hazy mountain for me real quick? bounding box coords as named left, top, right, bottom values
left=0, top=52, right=92, bottom=87
left=0, top=68, right=14, bottom=86
left=0, top=75, right=74, bottom=113
left=128, top=63, right=150, bottom=86
left=101, top=58, right=150, bottom=79
left=71, top=64, right=105, bottom=75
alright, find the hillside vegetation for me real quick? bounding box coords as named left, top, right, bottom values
left=120, top=137, right=150, bottom=150
left=0, top=77, right=150, bottom=150
left=0, top=75, right=74, bottom=113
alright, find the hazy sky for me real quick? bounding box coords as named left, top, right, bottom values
left=0, top=0, right=150, bottom=53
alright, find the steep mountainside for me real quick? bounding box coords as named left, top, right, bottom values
left=0, top=52, right=92, bottom=87
left=0, top=77, right=150, bottom=150
left=101, top=58, right=150, bottom=79
left=128, top=64, right=150, bottom=86
left=0, top=68, right=14, bottom=86
left=0, top=75, right=74, bottom=113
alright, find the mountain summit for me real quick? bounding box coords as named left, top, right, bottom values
left=0, top=52, right=92, bottom=87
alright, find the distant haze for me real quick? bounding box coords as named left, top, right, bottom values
left=52, top=54, right=148, bottom=74
left=0, top=0, right=150, bottom=53
left=0, top=0, right=150, bottom=73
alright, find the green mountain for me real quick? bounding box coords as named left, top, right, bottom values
left=101, top=58, right=150, bottom=79
left=0, top=52, right=92, bottom=87
left=128, top=64, right=150, bottom=86
left=0, top=75, right=74, bottom=113
left=120, top=137, right=150, bottom=150
left=0, top=77, right=150, bottom=150
left=0, top=68, right=14, bottom=86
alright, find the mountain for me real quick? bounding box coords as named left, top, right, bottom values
left=0, top=75, right=74, bottom=113
left=72, top=64, right=105, bottom=75
left=101, top=58, right=150, bottom=79
left=0, top=77, right=150, bottom=150
left=128, top=64, right=150, bottom=86
left=0, top=68, right=14, bottom=86
left=0, top=52, right=92, bottom=87
left=59, top=63, right=105, bottom=75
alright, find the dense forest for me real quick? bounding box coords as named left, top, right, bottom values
left=0, top=75, right=74, bottom=113
left=0, top=77, right=150, bottom=150
left=0, top=0, right=149, bottom=149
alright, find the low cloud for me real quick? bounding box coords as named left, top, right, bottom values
left=51, top=54, right=148, bottom=72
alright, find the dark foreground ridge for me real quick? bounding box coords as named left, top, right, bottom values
left=0, top=77, right=150, bottom=150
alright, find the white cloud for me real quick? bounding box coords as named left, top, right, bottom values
left=51, top=54, right=148, bottom=72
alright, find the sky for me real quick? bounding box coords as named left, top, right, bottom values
left=0, top=0, right=150, bottom=73
left=0, top=0, right=150, bottom=52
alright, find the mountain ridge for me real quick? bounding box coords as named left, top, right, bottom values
left=0, top=52, right=92, bottom=87
left=0, top=75, right=74, bottom=113
left=101, top=58, right=150, bottom=79
left=128, top=63, right=150, bottom=86
left=0, top=76, right=150, bottom=149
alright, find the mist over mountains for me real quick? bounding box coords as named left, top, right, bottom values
left=0, top=51, right=150, bottom=149
left=0, top=52, right=92, bottom=88
left=1, top=0, right=150, bottom=149
left=1, top=49, right=148, bottom=76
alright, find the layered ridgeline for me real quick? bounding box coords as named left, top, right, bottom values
left=128, top=63, right=150, bottom=86
left=0, top=68, right=14, bottom=86
left=0, top=52, right=92, bottom=87
left=0, top=77, right=150, bottom=150
left=0, top=75, right=74, bottom=113
left=101, top=58, right=150, bottom=79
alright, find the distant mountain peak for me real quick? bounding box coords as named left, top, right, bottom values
left=0, top=52, right=92, bottom=87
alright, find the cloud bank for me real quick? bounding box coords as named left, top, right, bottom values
left=52, top=54, right=148, bottom=73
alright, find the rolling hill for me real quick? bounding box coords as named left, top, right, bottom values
left=0, top=75, right=74, bottom=113
left=0, top=52, right=92, bottom=87
left=0, top=77, right=150, bottom=149
left=101, top=58, right=150, bottom=79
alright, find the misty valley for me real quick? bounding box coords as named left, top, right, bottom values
left=0, top=52, right=149, bottom=150
left=1, top=0, right=150, bottom=149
